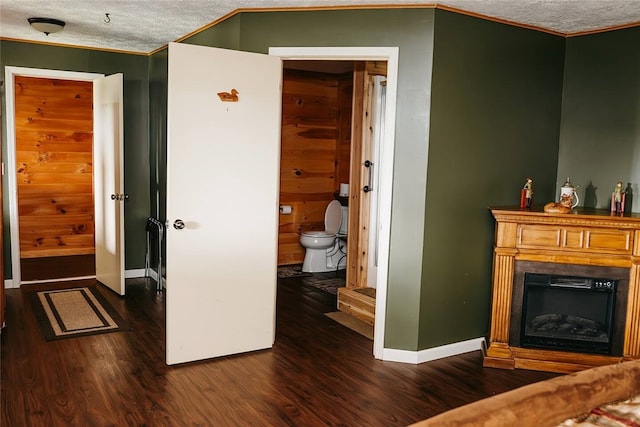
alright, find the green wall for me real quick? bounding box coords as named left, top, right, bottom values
left=423, top=10, right=565, bottom=348
left=557, top=27, right=640, bottom=211
left=148, top=49, right=168, bottom=227
left=0, top=41, right=150, bottom=275
left=181, top=14, right=242, bottom=50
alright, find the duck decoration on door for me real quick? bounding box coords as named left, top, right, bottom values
left=217, top=88, right=239, bottom=102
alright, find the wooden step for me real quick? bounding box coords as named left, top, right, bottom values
left=337, top=287, right=375, bottom=326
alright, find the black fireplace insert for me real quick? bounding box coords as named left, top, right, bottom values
left=520, top=272, right=616, bottom=355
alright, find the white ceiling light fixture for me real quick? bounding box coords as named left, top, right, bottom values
left=27, top=17, right=65, bottom=35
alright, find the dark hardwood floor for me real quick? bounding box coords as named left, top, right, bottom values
left=1, top=276, right=558, bottom=426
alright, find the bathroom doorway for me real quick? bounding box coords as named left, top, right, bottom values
left=277, top=61, right=354, bottom=268
left=277, top=60, right=387, bottom=286
left=271, top=47, right=399, bottom=359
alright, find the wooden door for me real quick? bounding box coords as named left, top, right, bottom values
left=366, top=75, right=387, bottom=288
left=347, top=62, right=387, bottom=289
left=165, top=43, right=282, bottom=365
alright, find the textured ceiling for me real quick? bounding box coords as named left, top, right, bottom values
left=1, top=0, right=639, bottom=54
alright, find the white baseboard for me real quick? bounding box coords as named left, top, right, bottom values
left=4, top=268, right=154, bottom=289
left=381, top=337, right=486, bottom=364
left=125, top=268, right=146, bottom=279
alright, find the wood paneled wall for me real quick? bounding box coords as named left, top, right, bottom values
left=14, top=76, right=95, bottom=259
left=278, top=69, right=353, bottom=265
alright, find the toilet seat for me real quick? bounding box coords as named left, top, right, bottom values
left=300, top=231, right=335, bottom=238
left=300, top=200, right=342, bottom=238
left=323, top=200, right=342, bottom=234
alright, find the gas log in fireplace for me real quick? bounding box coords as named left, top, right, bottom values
left=485, top=207, right=640, bottom=373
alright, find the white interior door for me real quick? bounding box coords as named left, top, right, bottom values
left=166, top=43, right=282, bottom=365
left=94, top=73, right=125, bottom=295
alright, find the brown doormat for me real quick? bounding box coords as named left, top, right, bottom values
left=277, top=264, right=312, bottom=279
left=303, top=277, right=344, bottom=295
left=325, top=311, right=374, bottom=340
left=28, top=287, right=131, bottom=341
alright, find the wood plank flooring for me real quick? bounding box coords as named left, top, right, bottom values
left=1, top=276, right=558, bottom=426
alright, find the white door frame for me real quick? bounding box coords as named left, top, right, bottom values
left=4, top=66, right=105, bottom=287
left=269, top=47, right=398, bottom=360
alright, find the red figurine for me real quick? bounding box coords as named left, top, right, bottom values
left=520, top=178, right=533, bottom=209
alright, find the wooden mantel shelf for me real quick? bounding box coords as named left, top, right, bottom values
left=485, top=206, right=640, bottom=373
left=491, top=206, right=640, bottom=228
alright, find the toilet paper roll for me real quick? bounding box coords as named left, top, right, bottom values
left=279, top=205, right=292, bottom=214
left=339, top=183, right=349, bottom=197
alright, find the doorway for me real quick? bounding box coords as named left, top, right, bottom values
left=4, top=67, right=125, bottom=294
left=278, top=61, right=385, bottom=320
left=12, top=75, right=95, bottom=283
left=270, top=47, right=399, bottom=359
left=277, top=61, right=354, bottom=267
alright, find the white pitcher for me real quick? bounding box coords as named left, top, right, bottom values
left=560, top=178, right=579, bottom=208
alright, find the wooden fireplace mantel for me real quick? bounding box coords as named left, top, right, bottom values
left=485, top=206, right=640, bottom=373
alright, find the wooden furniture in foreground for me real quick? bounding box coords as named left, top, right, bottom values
left=485, top=206, right=640, bottom=373
left=413, top=359, right=640, bottom=427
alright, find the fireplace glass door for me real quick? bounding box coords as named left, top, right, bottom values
left=521, top=273, right=616, bottom=355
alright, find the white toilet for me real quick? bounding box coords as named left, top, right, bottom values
left=300, top=200, right=348, bottom=273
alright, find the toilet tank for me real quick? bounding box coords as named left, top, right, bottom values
left=339, top=206, right=348, bottom=235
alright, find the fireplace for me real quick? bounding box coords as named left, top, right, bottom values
left=521, top=272, right=616, bottom=354
left=486, top=207, right=640, bottom=372
left=509, top=261, right=628, bottom=357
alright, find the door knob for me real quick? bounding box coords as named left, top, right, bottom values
left=173, top=219, right=185, bottom=230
